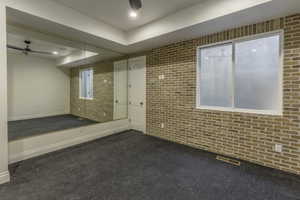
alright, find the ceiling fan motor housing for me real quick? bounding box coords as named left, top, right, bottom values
left=129, top=0, right=142, bottom=10
left=24, top=40, right=31, bottom=45
left=24, top=40, right=32, bottom=51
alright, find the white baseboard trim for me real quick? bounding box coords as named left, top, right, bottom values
left=8, top=111, right=69, bottom=121
left=0, top=171, right=10, bottom=184
left=9, top=119, right=130, bottom=164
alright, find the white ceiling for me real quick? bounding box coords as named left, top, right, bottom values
left=52, top=0, right=205, bottom=31
left=4, top=0, right=300, bottom=59
left=6, top=23, right=119, bottom=67
left=7, top=32, right=77, bottom=59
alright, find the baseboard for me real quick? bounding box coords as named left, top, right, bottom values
left=9, top=119, right=130, bottom=164
left=8, top=111, right=69, bottom=121
left=0, top=171, right=10, bottom=184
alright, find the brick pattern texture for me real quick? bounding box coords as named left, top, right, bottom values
left=146, top=14, right=300, bottom=175
left=70, top=61, right=114, bottom=123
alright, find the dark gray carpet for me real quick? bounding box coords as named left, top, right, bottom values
left=1, top=130, right=300, bottom=200
left=8, top=114, right=97, bottom=141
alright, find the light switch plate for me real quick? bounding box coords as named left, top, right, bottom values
left=275, top=144, right=283, bottom=153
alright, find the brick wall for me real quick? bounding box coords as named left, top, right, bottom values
left=146, top=14, right=300, bottom=174
left=70, top=61, right=114, bottom=123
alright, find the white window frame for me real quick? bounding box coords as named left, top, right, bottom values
left=79, top=68, right=94, bottom=100
left=196, top=30, right=284, bottom=115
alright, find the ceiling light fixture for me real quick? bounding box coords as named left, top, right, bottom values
left=129, top=10, right=138, bottom=18
left=129, top=0, right=142, bottom=18
left=52, top=51, right=58, bottom=55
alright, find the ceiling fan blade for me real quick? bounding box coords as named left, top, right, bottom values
left=7, top=43, right=54, bottom=56
left=29, top=50, right=54, bottom=55
left=7, top=45, right=25, bottom=51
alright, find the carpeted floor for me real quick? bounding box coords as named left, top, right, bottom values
left=8, top=114, right=98, bottom=141
left=1, top=130, right=300, bottom=200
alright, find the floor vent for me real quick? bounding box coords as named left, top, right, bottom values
left=216, top=155, right=241, bottom=166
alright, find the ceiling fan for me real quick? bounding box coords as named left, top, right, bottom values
left=7, top=40, right=56, bottom=55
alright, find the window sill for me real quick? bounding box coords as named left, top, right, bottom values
left=196, top=106, right=283, bottom=116
left=79, top=97, right=94, bottom=101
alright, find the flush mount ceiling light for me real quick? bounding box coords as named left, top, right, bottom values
left=129, top=0, right=142, bottom=18
left=52, top=51, right=58, bottom=55
left=129, top=11, right=138, bottom=18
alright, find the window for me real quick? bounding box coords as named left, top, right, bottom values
left=197, top=32, right=282, bottom=115
left=79, top=68, right=93, bottom=99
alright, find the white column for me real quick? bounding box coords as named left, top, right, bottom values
left=0, top=1, right=10, bottom=184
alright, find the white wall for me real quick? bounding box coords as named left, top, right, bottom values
left=7, top=53, right=70, bottom=121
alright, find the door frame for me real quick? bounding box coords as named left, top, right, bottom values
left=0, top=3, right=10, bottom=184
left=128, top=56, right=146, bottom=133
left=113, top=59, right=128, bottom=120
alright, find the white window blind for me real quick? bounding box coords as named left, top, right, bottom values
left=79, top=68, right=93, bottom=99
left=197, top=32, right=282, bottom=115
left=199, top=44, right=233, bottom=107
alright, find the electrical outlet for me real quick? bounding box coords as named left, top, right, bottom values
left=275, top=144, right=283, bottom=153
left=161, top=123, right=165, bottom=129
left=158, top=75, right=165, bottom=80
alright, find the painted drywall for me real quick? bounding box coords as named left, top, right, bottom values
left=5, top=0, right=127, bottom=45
left=7, top=53, right=70, bottom=121
left=6, top=0, right=298, bottom=53
left=0, top=1, right=10, bottom=184
left=127, top=0, right=272, bottom=43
